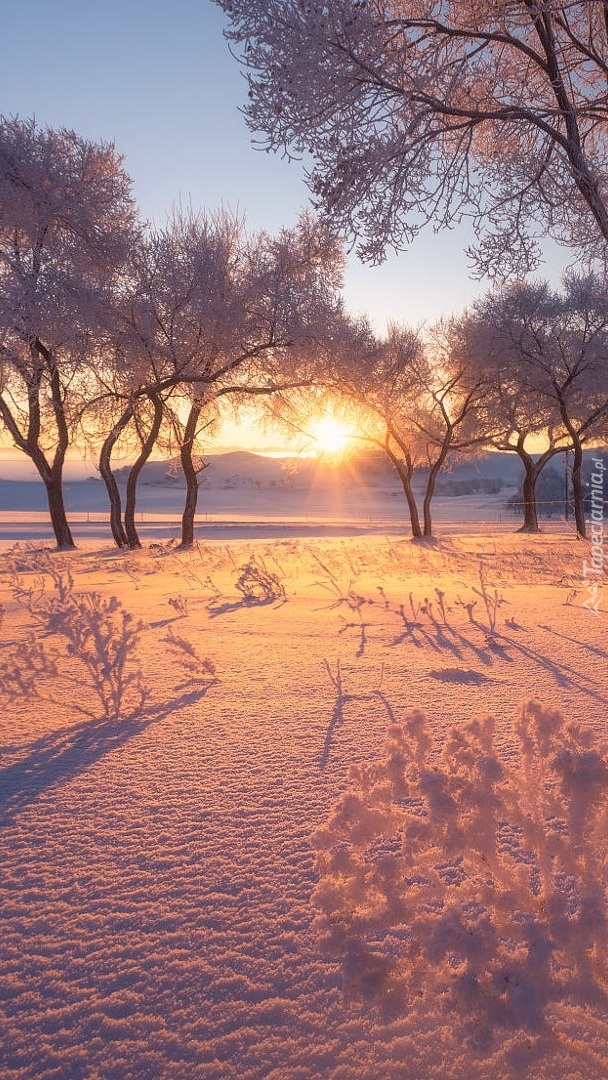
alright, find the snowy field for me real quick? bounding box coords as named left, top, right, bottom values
left=0, top=474, right=557, bottom=545
left=1, top=521, right=607, bottom=1078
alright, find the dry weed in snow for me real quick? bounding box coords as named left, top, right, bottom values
left=2, top=555, right=148, bottom=720
left=234, top=555, right=286, bottom=604
left=314, top=700, right=608, bottom=1069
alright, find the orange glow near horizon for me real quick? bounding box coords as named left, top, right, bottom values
left=309, top=415, right=353, bottom=456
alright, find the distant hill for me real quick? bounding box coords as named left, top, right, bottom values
left=4, top=447, right=605, bottom=495
left=113, top=449, right=526, bottom=490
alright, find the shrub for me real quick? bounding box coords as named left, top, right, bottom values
left=313, top=700, right=608, bottom=1048
left=3, top=558, right=148, bottom=720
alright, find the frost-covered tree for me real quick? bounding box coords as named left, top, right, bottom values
left=546, top=275, right=608, bottom=538
left=98, top=209, right=343, bottom=549
left=325, top=320, right=488, bottom=537
left=0, top=116, right=138, bottom=549
left=459, top=277, right=608, bottom=534
left=455, top=298, right=566, bottom=533
left=217, top=1, right=608, bottom=275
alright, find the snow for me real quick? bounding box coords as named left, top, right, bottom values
left=1, top=524, right=606, bottom=1078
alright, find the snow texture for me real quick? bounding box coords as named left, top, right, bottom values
left=1, top=532, right=606, bottom=1078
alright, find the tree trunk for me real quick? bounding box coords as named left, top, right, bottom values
left=99, top=407, right=132, bottom=548
left=422, top=436, right=451, bottom=537
left=45, top=362, right=76, bottom=549
left=422, top=469, right=438, bottom=538
left=0, top=349, right=75, bottom=549
left=43, top=471, right=76, bottom=550
left=569, top=439, right=586, bottom=539
left=556, top=397, right=586, bottom=539
left=392, top=456, right=422, bottom=539
left=517, top=459, right=540, bottom=533
left=0, top=415, right=76, bottom=550
left=26, top=440, right=76, bottom=551
left=179, top=402, right=203, bottom=549
left=124, top=394, right=164, bottom=549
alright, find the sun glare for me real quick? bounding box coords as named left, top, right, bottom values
left=311, top=415, right=352, bottom=455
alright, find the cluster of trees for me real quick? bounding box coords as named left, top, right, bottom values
left=1, top=114, right=606, bottom=549
left=321, top=280, right=608, bottom=538
left=0, top=117, right=343, bottom=549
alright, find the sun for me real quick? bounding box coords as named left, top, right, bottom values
left=310, top=415, right=352, bottom=455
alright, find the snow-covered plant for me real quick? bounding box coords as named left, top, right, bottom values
left=234, top=556, right=286, bottom=604
left=310, top=551, right=367, bottom=614
left=313, top=700, right=608, bottom=1051
left=173, top=553, right=221, bottom=598
left=5, top=563, right=148, bottom=720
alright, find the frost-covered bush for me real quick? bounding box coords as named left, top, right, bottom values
left=3, top=559, right=148, bottom=720
left=313, top=701, right=608, bottom=1045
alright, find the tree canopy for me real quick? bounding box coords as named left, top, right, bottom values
left=217, top=1, right=608, bottom=276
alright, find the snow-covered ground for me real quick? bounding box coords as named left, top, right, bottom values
left=0, top=474, right=561, bottom=546
left=1, top=525, right=606, bottom=1078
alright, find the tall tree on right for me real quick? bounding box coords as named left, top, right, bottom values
left=217, top=1, right=608, bottom=276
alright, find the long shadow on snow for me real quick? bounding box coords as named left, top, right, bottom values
left=320, top=689, right=396, bottom=771
left=538, top=623, right=608, bottom=659
left=415, top=619, right=606, bottom=699
left=391, top=618, right=495, bottom=668
left=490, top=631, right=608, bottom=702
left=0, top=685, right=216, bottom=826
left=206, top=596, right=284, bottom=618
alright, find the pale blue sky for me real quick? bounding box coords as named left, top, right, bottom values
left=0, top=0, right=529, bottom=333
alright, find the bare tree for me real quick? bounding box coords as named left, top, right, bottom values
left=217, top=1, right=608, bottom=275
left=0, top=117, right=138, bottom=548
left=547, top=274, right=608, bottom=537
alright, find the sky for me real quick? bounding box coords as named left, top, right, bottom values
left=0, top=0, right=503, bottom=329
left=0, top=0, right=569, bottom=469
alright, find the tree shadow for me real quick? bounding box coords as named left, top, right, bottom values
left=319, top=679, right=396, bottom=771
left=492, top=631, right=608, bottom=702
left=319, top=690, right=348, bottom=771
left=538, top=624, right=608, bottom=659
left=0, top=685, right=216, bottom=826
left=338, top=618, right=371, bottom=658
left=391, top=620, right=446, bottom=655
left=391, top=617, right=495, bottom=668
left=149, top=615, right=183, bottom=629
